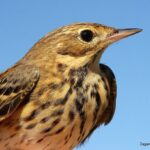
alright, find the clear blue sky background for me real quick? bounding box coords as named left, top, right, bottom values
left=0, top=0, right=149, bottom=150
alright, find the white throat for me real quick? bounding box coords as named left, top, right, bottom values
left=89, top=51, right=102, bottom=73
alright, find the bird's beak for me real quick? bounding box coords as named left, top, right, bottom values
left=106, top=28, right=142, bottom=44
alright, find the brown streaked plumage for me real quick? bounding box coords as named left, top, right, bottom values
left=0, top=22, right=142, bottom=150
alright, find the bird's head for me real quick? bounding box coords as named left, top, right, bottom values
left=24, top=23, right=142, bottom=71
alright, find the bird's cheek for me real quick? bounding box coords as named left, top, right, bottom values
left=96, top=41, right=108, bottom=52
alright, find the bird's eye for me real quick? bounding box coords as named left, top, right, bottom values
left=80, top=30, right=94, bottom=42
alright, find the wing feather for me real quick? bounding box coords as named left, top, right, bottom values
left=100, top=63, right=117, bottom=125
left=0, top=65, right=40, bottom=121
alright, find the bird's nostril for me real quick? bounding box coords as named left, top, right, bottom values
left=107, top=30, right=119, bottom=38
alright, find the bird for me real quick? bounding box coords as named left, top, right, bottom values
left=0, top=22, right=142, bottom=150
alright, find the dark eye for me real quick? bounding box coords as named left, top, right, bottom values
left=80, top=30, right=94, bottom=42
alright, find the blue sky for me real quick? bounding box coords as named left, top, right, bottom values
left=0, top=0, right=149, bottom=150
